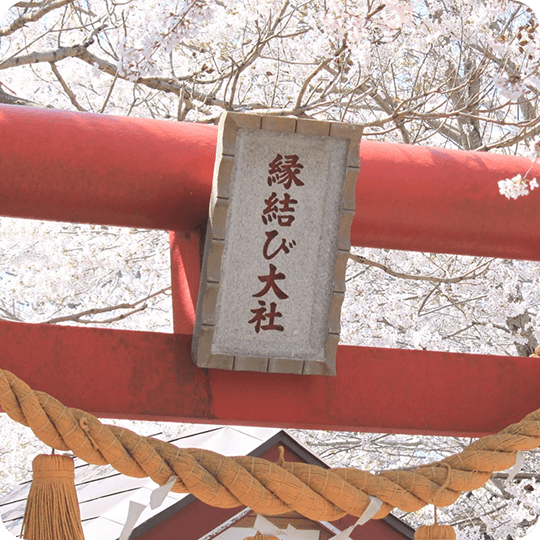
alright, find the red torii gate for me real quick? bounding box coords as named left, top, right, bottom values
left=1, top=104, right=540, bottom=438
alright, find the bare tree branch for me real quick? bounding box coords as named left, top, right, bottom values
left=49, top=61, right=86, bottom=111
left=0, top=0, right=75, bottom=38
left=349, top=254, right=493, bottom=284
left=44, top=286, right=171, bottom=325
left=0, top=44, right=89, bottom=70
left=0, top=84, right=40, bottom=106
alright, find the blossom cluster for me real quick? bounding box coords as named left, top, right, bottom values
left=498, top=174, right=539, bottom=200
left=116, top=0, right=217, bottom=79
left=498, top=138, right=540, bottom=200
left=1, top=1, right=540, bottom=537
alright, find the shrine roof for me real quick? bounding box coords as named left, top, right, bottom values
left=0, top=424, right=279, bottom=538
left=0, top=424, right=414, bottom=540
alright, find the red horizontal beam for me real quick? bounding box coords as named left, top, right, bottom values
left=0, top=105, right=217, bottom=232
left=1, top=320, right=537, bottom=437
left=3, top=106, right=540, bottom=438
left=1, top=105, right=540, bottom=260
left=355, top=141, right=540, bottom=260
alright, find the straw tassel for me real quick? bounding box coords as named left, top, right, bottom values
left=21, top=454, right=84, bottom=540
left=415, top=525, right=456, bottom=540
left=244, top=532, right=279, bottom=540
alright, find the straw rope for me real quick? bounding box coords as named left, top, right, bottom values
left=1, top=368, right=540, bottom=522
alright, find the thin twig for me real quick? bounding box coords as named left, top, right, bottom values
left=44, top=286, right=171, bottom=325
left=349, top=254, right=493, bottom=284
left=1, top=0, right=75, bottom=38
left=49, top=61, right=86, bottom=111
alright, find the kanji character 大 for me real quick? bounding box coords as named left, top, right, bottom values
left=253, top=263, right=289, bottom=299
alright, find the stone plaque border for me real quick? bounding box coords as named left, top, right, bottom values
left=192, top=112, right=362, bottom=375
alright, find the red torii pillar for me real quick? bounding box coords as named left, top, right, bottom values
left=1, top=105, right=540, bottom=437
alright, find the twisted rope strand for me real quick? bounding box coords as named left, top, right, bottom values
left=0, top=368, right=538, bottom=521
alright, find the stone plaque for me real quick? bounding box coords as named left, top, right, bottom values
left=192, top=113, right=361, bottom=375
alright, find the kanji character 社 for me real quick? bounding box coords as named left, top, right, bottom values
left=248, top=300, right=284, bottom=333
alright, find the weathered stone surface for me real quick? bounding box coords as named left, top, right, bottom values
left=192, top=112, right=361, bottom=375
left=212, top=128, right=348, bottom=362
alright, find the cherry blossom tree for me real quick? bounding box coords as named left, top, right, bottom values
left=0, top=1, right=540, bottom=538
left=1, top=0, right=539, bottom=150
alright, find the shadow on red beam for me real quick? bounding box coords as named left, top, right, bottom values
left=1, top=320, right=537, bottom=437
left=1, top=105, right=540, bottom=261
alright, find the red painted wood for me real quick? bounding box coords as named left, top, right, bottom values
left=0, top=105, right=217, bottom=231
left=2, top=106, right=540, bottom=438
left=355, top=141, right=540, bottom=260
left=1, top=105, right=539, bottom=260
left=1, top=319, right=538, bottom=437
left=170, top=230, right=203, bottom=334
